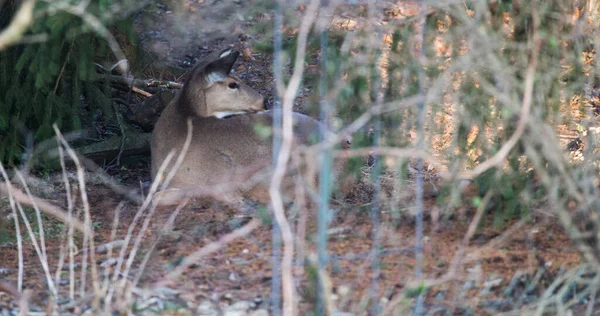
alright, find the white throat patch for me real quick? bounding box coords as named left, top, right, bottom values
left=213, top=111, right=248, bottom=119
left=219, top=49, right=232, bottom=58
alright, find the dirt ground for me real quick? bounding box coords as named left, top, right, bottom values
left=0, top=0, right=592, bottom=315
left=0, top=178, right=585, bottom=314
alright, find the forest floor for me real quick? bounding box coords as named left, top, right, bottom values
left=0, top=0, right=593, bottom=315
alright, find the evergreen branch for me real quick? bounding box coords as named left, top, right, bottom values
left=51, top=2, right=129, bottom=74
left=0, top=0, right=36, bottom=51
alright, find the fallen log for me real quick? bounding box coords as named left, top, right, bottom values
left=75, top=132, right=152, bottom=165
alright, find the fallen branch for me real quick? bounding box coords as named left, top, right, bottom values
left=131, top=86, right=152, bottom=97
left=74, top=132, right=152, bottom=164
left=98, top=74, right=183, bottom=90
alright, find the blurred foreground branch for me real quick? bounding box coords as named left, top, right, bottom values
left=0, top=181, right=91, bottom=235
left=0, top=0, right=35, bottom=51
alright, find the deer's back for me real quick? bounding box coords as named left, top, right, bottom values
left=151, top=109, right=323, bottom=190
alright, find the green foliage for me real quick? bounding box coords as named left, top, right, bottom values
left=0, top=0, right=138, bottom=167
left=404, top=283, right=428, bottom=298
left=251, top=1, right=588, bottom=228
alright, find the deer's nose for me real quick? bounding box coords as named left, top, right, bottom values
left=264, top=98, right=271, bottom=110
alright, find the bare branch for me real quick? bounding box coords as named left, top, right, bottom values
left=460, top=17, right=541, bottom=179
left=0, top=182, right=90, bottom=235
left=0, top=0, right=36, bottom=51
left=270, top=1, right=321, bottom=314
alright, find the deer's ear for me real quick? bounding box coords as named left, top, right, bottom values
left=202, top=50, right=240, bottom=86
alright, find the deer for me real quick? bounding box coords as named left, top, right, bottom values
left=151, top=49, right=352, bottom=206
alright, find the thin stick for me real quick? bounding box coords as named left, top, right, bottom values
left=0, top=183, right=90, bottom=234
left=17, top=289, right=31, bottom=316
left=383, top=192, right=493, bottom=315
left=107, top=119, right=192, bottom=306
left=14, top=171, right=48, bottom=264
left=331, top=147, right=449, bottom=178
left=270, top=0, right=320, bottom=314
left=461, top=26, right=540, bottom=179
left=53, top=124, right=100, bottom=302
left=153, top=218, right=261, bottom=288
left=107, top=149, right=174, bottom=284
left=12, top=186, right=57, bottom=297
left=104, top=150, right=174, bottom=306
left=121, top=119, right=193, bottom=288
left=0, top=164, right=24, bottom=292
left=132, top=197, right=190, bottom=289
left=131, top=86, right=152, bottom=97
left=100, top=201, right=124, bottom=309
left=308, top=94, right=426, bottom=153
left=57, top=144, right=76, bottom=299
left=157, top=119, right=194, bottom=192
left=0, top=0, right=35, bottom=51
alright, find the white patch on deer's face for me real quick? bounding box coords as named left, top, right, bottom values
left=204, top=72, right=227, bottom=87
left=213, top=111, right=248, bottom=119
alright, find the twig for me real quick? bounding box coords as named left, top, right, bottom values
left=460, top=18, right=540, bottom=179
left=14, top=171, right=48, bottom=263
left=105, top=149, right=175, bottom=306
left=80, top=157, right=143, bottom=204
left=17, top=289, right=31, bottom=316
left=100, top=202, right=124, bottom=315
left=131, top=86, right=152, bottom=97
left=156, top=119, right=194, bottom=192
left=122, top=119, right=193, bottom=284
left=0, top=0, right=36, bottom=51
left=105, top=104, right=127, bottom=171
left=53, top=124, right=101, bottom=303
left=308, top=94, right=426, bottom=153
left=57, top=144, right=77, bottom=300
left=119, top=119, right=193, bottom=301
left=107, top=148, right=175, bottom=300
left=97, top=74, right=183, bottom=90
left=294, top=175, right=307, bottom=281
left=440, top=190, right=493, bottom=314
left=153, top=218, right=262, bottom=289
left=54, top=40, right=75, bottom=95
left=0, top=281, right=20, bottom=300
left=132, top=197, right=190, bottom=289
left=270, top=0, right=321, bottom=314
left=107, top=119, right=192, bottom=306
left=0, top=164, right=24, bottom=292
left=9, top=177, right=58, bottom=298
left=331, top=147, right=449, bottom=178
left=0, top=182, right=90, bottom=234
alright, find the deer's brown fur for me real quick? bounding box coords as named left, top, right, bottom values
left=151, top=50, right=351, bottom=205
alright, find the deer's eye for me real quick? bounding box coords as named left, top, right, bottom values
left=228, top=82, right=239, bottom=89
